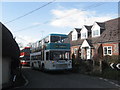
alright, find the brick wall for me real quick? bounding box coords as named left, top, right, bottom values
left=92, top=43, right=119, bottom=58
left=102, top=43, right=119, bottom=55
left=71, top=46, right=80, bottom=59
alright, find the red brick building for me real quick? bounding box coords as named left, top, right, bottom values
left=64, top=17, right=120, bottom=60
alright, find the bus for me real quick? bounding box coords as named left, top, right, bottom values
left=30, top=34, right=72, bottom=71
left=20, top=47, right=30, bottom=66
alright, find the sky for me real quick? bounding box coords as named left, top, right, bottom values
left=1, top=1, right=119, bottom=48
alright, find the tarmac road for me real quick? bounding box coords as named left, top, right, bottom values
left=20, top=66, right=120, bottom=88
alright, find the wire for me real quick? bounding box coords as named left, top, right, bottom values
left=4, top=0, right=56, bottom=24
left=54, top=2, right=105, bottom=20
left=14, top=2, right=105, bottom=33
left=14, top=24, right=42, bottom=32
left=15, top=36, right=29, bottom=42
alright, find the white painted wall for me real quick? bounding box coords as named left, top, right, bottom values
left=72, top=29, right=78, bottom=41
left=81, top=26, right=88, bottom=39
left=81, top=40, right=90, bottom=48
left=81, top=40, right=91, bottom=59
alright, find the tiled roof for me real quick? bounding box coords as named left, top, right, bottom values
left=96, top=22, right=105, bottom=29
left=70, top=39, right=83, bottom=46
left=64, top=17, right=120, bottom=46
left=75, top=28, right=81, bottom=33
left=97, top=17, right=120, bottom=43
left=84, top=25, right=92, bottom=32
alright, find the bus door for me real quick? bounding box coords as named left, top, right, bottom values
left=44, top=50, right=50, bottom=69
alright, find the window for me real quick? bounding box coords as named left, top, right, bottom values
left=92, top=30, right=99, bottom=37
left=72, top=35, right=77, bottom=41
left=74, top=48, right=78, bottom=55
left=103, top=46, right=112, bottom=55
left=44, top=36, right=49, bottom=43
left=31, top=55, right=41, bottom=60
left=46, top=52, right=50, bottom=60
left=81, top=32, right=87, bottom=39
left=50, top=51, right=70, bottom=60
left=51, top=36, right=66, bottom=43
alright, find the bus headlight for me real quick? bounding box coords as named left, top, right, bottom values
left=52, top=61, right=54, bottom=63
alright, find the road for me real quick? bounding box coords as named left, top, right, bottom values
left=20, top=66, right=119, bottom=88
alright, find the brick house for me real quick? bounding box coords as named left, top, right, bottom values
left=64, top=17, right=120, bottom=60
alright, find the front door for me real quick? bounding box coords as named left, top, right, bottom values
left=87, top=48, right=91, bottom=59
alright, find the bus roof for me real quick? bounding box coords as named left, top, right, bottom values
left=40, top=33, right=68, bottom=41
left=32, top=33, right=68, bottom=44
left=49, top=33, right=67, bottom=37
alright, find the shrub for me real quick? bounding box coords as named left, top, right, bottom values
left=78, top=60, right=93, bottom=73
left=103, top=55, right=120, bottom=64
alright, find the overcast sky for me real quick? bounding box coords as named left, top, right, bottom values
left=1, top=1, right=119, bottom=47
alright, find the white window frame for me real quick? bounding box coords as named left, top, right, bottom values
left=103, top=46, right=112, bottom=56
left=81, top=32, right=87, bottom=39
left=73, top=48, right=78, bottom=55
left=72, top=30, right=78, bottom=41
left=93, top=30, right=98, bottom=36
left=72, top=35, right=77, bottom=41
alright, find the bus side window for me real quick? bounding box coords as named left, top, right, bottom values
left=46, top=52, right=49, bottom=60
left=31, top=56, right=34, bottom=60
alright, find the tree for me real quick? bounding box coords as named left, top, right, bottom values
left=27, top=42, right=33, bottom=47
left=18, top=43, right=24, bottom=48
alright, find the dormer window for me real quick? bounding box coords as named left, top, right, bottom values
left=81, top=25, right=92, bottom=39
left=72, top=35, right=77, bottom=41
left=91, top=22, right=105, bottom=37
left=72, top=28, right=81, bottom=41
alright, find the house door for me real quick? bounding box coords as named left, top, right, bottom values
left=87, top=48, right=91, bottom=59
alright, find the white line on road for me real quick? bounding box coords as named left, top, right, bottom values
left=99, top=77, right=103, bottom=80
left=22, top=74, right=29, bottom=86
left=99, top=77, right=120, bottom=88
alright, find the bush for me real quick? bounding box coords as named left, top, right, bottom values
left=103, top=55, right=120, bottom=64
left=90, top=55, right=120, bottom=81
left=72, top=58, right=81, bottom=72
left=78, top=60, right=93, bottom=73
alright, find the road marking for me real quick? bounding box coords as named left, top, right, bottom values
left=12, top=74, right=29, bottom=89
left=99, top=77, right=120, bottom=88
left=13, top=75, right=16, bottom=82
left=109, top=81, right=115, bottom=85
left=22, top=74, right=29, bottom=86
left=99, top=77, right=103, bottom=80
left=115, top=84, right=120, bottom=87
left=103, top=79, right=108, bottom=81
